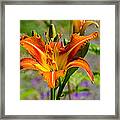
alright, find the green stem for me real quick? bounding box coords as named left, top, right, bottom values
left=50, top=88, right=55, bottom=100
left=67, top=81, right=71, bottom=100
left=50, top=20, right=52, bottom=24
left=67, top=20, right=72, bottom=100
left=56, top=67, right=78, bottom=100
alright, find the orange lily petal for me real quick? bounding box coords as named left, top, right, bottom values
left=80, top=20, right=99, bottom=35
left=20, top=58, right=39, bottom=70
left=65, top=57, right=94, bottom=82
left=20, top=58, right=50, bottom=72
left=41, top=70, right=64, bottom=88
left=65, top=32, right=98, bottom=61
left=73, top=20, right=85, bottom=33
left=34, top=63, right=50, bottom=72
left=47, top=41, right=64, bottom=51
left=20, top=37, right=46, bottom=65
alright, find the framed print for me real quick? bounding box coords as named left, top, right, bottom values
left=0, top=0, right=119, bottom=119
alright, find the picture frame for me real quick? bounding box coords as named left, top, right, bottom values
left=0, top=0, right=119, bottom=119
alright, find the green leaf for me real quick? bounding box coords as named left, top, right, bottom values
left=93, top=71, right=100, bottom=86
left=74, top=43, right=90, bottom=58
left=77, top=87, right=90, bottom=92
left=89, top=43, right=100, bottom=55
left=20, top=88, right=39, bottom=100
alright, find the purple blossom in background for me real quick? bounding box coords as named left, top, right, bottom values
left=31, top=76, right=50, bottom=100
left=31, top=77, right=42, bottom=87
left=40, top=92, right=47, bottom=100
left=40, top=91, right=50, bottom=100
left=71, top=91, right=91, bottom=100
left=80, top=80, right=91, bottom=87
left=79, top=91, right=91, bottom=97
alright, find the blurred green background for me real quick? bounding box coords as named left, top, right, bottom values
left=20, top=20, right=100, bottom=100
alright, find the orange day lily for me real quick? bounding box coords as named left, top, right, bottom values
left=20, top=31, right=98, bottom=88
left=73, top=20, right=99, bottom=35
